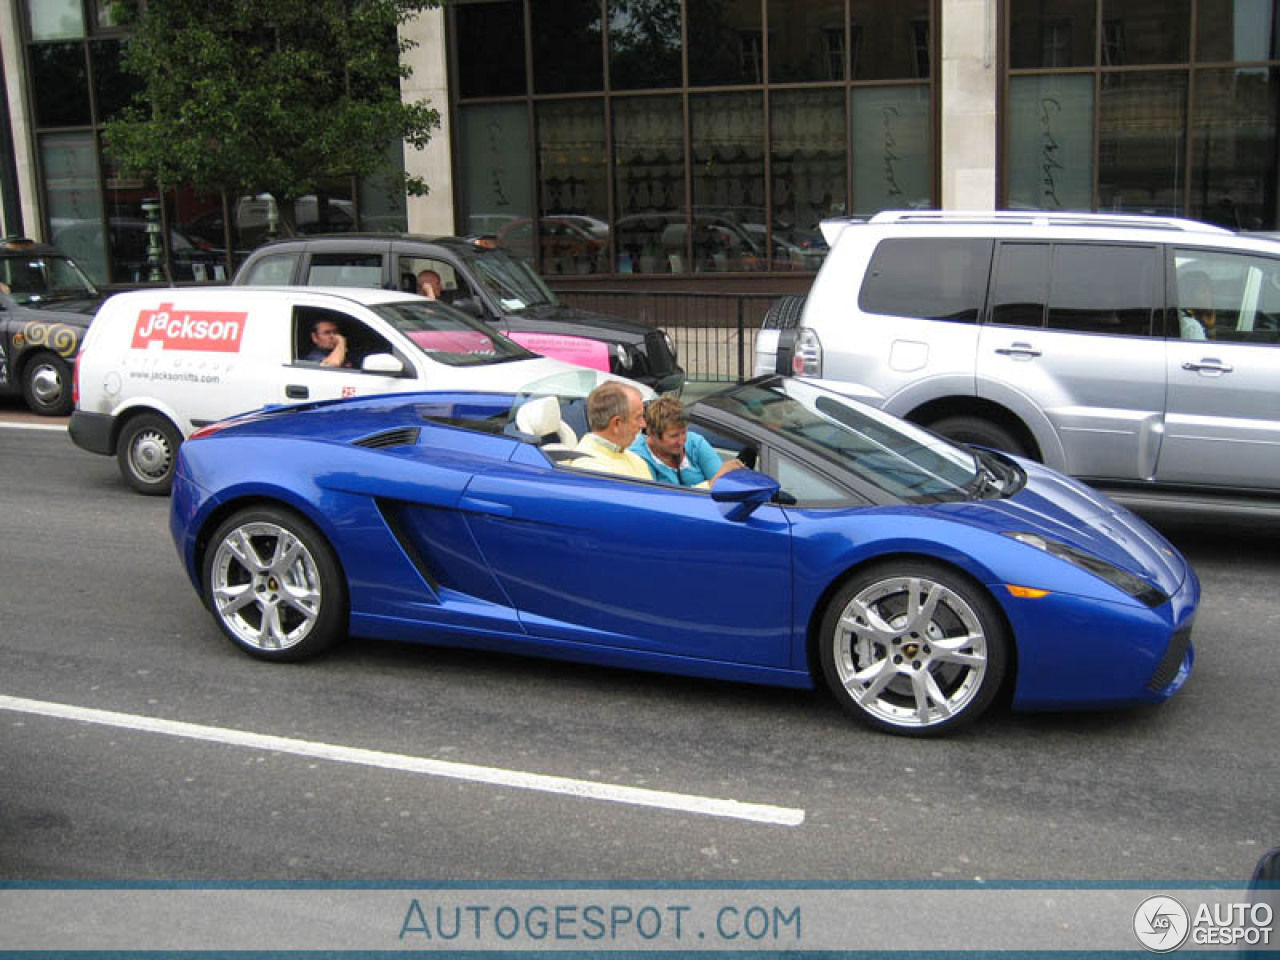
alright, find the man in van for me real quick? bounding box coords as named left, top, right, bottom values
left=306, top=318, right=350, bottom=367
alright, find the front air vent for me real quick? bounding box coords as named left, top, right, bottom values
left=353, top=427, right=421, bottom=450
left=1148, top=625, right=1193, bottom=692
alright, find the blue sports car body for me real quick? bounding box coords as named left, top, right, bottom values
left=170, top=376, right=1197, bottom=735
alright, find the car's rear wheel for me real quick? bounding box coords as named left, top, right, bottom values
left=21, top=352, right=73, bottom=416
left=203, top=506, right=346, bottom=662
left=928, top=414, right=1028, bottom=458
left=116, top=413, right=181, bottom=495
left=819, top=561, right=1008, bottom=736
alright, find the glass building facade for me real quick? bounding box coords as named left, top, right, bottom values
left=4, top=1, right=1280, bottom=285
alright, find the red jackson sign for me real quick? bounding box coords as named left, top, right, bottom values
left=132, top=303, right=248, bottom=353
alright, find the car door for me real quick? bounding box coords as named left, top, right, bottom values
left=283, top=301, right=414, bottom=404
left=977, top=241, right=1165, bottom=480
left=459, top=462, right=794, bottom=668
left=1157, top=246, right=1280, bottom=489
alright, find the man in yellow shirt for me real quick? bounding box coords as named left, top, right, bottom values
left=573, top=381, right=652, bottom=480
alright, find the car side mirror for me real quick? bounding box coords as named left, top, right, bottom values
left=361, top=353, right=404, bottom=375
left=711, top=468, right=780, bottom=522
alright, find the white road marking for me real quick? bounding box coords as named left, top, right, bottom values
left=0, top=421, right=68, bottom=432
left=0, top=695, right=805, bottom=827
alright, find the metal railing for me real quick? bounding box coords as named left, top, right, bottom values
left=553, top=289, right=784, bottom=383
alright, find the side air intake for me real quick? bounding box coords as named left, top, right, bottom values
left=353, top=427, right=421, bottom=450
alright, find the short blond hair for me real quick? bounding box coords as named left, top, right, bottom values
left=643, top=394, right=687, bottom=439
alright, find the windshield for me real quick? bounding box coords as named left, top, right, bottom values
left=0, top=253, right=99, bottom=304
left=705, top=380, right=984, bottom=503
left=468, top=250, right=559, bottom=312
left=370, top=300, right=535, bottom=367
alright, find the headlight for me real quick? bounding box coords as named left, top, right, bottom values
left=1004, top=531, right=1169, bottom=607
left=612, top=342, right=633, bottom=371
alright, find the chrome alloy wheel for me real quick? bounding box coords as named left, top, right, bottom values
left=209, top=520, right=324, bottom=652
left=831, top=574, right=989, bottom=730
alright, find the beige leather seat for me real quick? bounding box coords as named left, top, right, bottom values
left=514, top=395, right=577, bottom=451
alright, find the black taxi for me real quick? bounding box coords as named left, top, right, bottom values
left=0, top=237, right=103, bottom=415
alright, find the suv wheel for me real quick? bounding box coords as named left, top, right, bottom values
left=929, top=415, right=1028, bottom=458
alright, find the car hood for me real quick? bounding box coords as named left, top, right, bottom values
left=944, top=459, right=1188, bottom=596
left=22, top=296, right=103, bottom=321
left=504, top=303, right=649, bottom=344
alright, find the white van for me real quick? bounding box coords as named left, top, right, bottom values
left=71, top=286, right=645, bottom=494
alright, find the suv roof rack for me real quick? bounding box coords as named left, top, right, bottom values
left=865, top=209, right=1232, bottom=234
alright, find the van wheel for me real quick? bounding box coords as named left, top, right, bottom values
left=21, top=352, right=73, bottom=416
left=928, top=415, right=1028, bottom=458
left=117, top=413, right=181, bottom=495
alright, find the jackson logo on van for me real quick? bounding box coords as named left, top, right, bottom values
left=132, top=303, right=247, bottom=353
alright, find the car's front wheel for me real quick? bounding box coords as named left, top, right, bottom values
left=203, top=506, right=347, bottom=662
left=818, top=561, right=1008, bottom=736
left=21, top=352, right=73, bottom=416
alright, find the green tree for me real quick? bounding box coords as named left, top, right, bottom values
left=104, top=0, right=440, bottom=235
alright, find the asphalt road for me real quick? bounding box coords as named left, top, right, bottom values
left=1, top=408, right=1277, bottom=883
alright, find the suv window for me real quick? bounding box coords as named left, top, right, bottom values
left=307, top=253, right=383, bottom=287
left=1173, top=248, right=1280, bottom=344
left=991, top=242, right=1156, bottom=336
left=240, top=253, right=298, bottom=286
left=859, top=238, right=992, bottom=323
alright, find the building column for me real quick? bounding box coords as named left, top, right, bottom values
left=399, top=7, right=454, bottom=235
left=940, top=0, right=998, bottom=209
left=0, top=0, right=41, bottom=237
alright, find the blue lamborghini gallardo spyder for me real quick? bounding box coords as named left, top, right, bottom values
left=170, top=376, right=1197, bottom=736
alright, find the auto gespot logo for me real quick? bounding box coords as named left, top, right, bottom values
left=132, top=303, right=247, bottom=352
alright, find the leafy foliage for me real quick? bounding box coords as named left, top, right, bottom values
left=104, top=0, right=440, bottom=215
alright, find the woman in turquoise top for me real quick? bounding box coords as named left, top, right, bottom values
left=629, top=395, right=742, bottom=487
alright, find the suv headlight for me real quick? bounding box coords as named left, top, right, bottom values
left=1004, top=531, right=1168, bottom=607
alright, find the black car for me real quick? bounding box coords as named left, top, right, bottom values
left=233, top=234, right=684, bottom=392
left=0, top=237, right=103, bottom=415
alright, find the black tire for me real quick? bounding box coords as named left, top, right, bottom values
left=928, top=414, right=1029, bottom=458
left=21, top=352, right=73, bottom=416
left=202, top=505, right=347, bottom=662
left=116, top=413, right=182, bottom=496
left=818, top=560, right=1009, bottom=736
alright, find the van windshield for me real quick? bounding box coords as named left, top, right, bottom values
left=370, top=300, right=535, bottom=367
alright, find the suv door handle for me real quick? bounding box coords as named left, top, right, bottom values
left=994, top=342, right=1042, bottom=359
left=1182, top=359, right=1234, bottom=375
left=286, top=384, right=309, bottom=399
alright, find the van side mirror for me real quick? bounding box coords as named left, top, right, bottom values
left=361, top=353, right=404, bottom=375
left=711, top=468, right=780, bottom=522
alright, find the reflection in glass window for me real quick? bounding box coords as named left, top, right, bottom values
left=27, top=0, right=84, bottom=40
left=1098, top=71, right=1187, bottom=215
left=688, top=2, right=761, bottom=86
left=609, top=0, right=682, bottom=90
left=532, top=1, right=603, bottom=93
left=1047, top=244, right=1156, bottom=336
left=849, top=0, right=930, bottom=80
left=771, top=88, right=845, bottom=270
left=1191, top=68, right=1280, bottom=231
left=991, top=243, right=1050, bottom=328
left=90, top=39, right=139, bottom=121
left=42, top=133, right=105, bottom=283
left=30, top=43, right=90, bottom=127
left=1101, top=0, right=1190, bottom=65
left=1007, top=74, right=1095, bottom=211
left=1173, top=249, right=1280, bottom=344
left=613, top=97, right=684, bottom=274
left=861, top=238, right=993, bottom=323
left=1197, top=0, right=1280, bottom=62
left=536, top=100, right=609, bottom=275
left=691, top=92, right=765, bottom=273
left=454, top=0, right=526, bottom=98
left=850, top=85, right=931, bottom=216
left=457, top=104, right=532, bottom=242
left=357, top=142, right=410, bottom=236
left=768, top=0, right=846, bottom=82
left=1010, top=0, right=1094, bottom=69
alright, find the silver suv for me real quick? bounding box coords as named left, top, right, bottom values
left=756, top=210, right=1280, bottom=507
